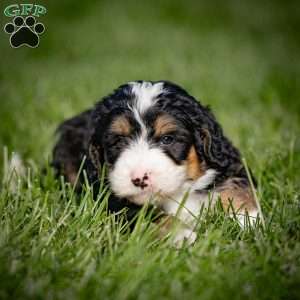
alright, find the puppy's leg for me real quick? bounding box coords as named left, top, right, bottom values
left=52, top=109, right=92, bottom=187
left=218, top=178, right=259, bottom=227
left=155, top=215, right=197, bottom=247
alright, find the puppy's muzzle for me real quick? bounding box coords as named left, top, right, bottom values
left=131, top=172, right=150, bottom=189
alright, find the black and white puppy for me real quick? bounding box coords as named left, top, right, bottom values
left=53, top=81, right=259, bottom=245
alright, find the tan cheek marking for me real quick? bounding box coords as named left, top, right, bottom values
left=218, top=179, right=257, bottom=213
left=186, top=146, right=205, bottom=180
left=110, top=116, right=131, bottom=135
left=154, top=115, right=178, bottom=137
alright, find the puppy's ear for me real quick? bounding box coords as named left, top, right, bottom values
left=85, top=122, right=106, bottom=195
left=197, top=127, right=229, bottom=168
left=199, top=128, right=212, bottom=161
left=193, top=107, right=242, bottom=173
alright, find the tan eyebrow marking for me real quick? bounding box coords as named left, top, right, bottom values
left=186, top=145, right=206, bottom=180
left=110, top=116, right=131, bottom=135
left=154, top=114, right=178, bottom=137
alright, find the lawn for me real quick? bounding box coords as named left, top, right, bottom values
left=0, top=0, right=300, bottom=299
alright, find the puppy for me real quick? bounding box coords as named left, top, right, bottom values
left=52, top=81, right=259, bottom=245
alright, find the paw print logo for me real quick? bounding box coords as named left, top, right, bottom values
left=4, top=16, right=45, bottom=48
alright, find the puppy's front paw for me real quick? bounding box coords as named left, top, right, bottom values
left=173, top=228, right=197, bottom=248
left=155, top=215, right=197, bottom=248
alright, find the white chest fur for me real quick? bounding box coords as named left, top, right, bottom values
left=161, top=188, right=218, bottom=226
left=161, top=169, right=218, bottom=226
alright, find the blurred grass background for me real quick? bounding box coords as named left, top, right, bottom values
left=0, top=0, right=300, bottom=299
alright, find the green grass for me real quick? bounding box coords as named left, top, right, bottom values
left=0, top=0, right=300, bottom=299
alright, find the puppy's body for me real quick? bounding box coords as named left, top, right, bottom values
left=53, top=81, right=259, bottom=245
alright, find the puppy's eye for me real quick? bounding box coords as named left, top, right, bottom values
left=160, top=135, right=174, bottom=145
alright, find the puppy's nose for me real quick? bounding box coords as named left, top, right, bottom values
left=131, top=173, right=149, bottom=189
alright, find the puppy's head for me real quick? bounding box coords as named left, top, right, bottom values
left=89, top=81, right=241, bottom=205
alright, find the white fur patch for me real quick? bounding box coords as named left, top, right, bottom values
left=191, top=169, right=217, bottom=191
left=128, top=81, right=164, bottom=136
left=162, top=188, right=218, bottom=225
left=131, top=107, right=147, bottom=137
left=162, top=169, right=218, bottom=225
left=130, top=81, right=164, bottom=114
left=162, top=168, right=217, bottom=232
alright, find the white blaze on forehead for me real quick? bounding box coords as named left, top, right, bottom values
left=130, top=81, right=164, bottom=114
left=127, top=81, right=164, bottom=136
